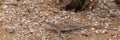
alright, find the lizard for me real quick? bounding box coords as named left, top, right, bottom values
left=44, top=21, right=118, bottom=35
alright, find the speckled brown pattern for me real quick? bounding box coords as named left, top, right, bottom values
left=0, top=0, right=120, bottom=40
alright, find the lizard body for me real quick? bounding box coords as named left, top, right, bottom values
left=45, top=21, right=118, bottom=32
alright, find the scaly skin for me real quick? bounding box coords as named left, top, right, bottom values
left=45, top=21, right=118, bottom=32
left=44, top=21, right=118, bottom=36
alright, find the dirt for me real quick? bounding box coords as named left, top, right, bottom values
left=0, top=0, right=120, bottom=40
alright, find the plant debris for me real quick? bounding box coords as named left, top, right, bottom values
left=114, top=0, right=120, bottom=6
left=60, top=0, right=98, bottom=11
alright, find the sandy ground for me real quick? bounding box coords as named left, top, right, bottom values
left=0, top=0, right=120, bottom=40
